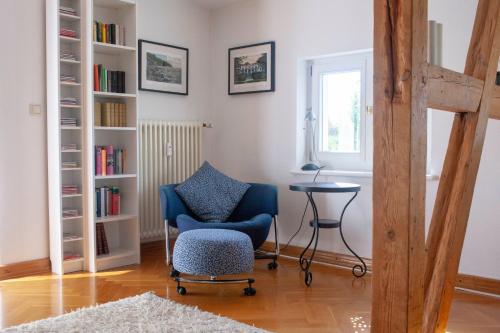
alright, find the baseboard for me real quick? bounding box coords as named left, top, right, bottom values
left=261, top=241, right=372, bottom=272
left=456, top=274, right=500, bottom=295
left=0, top=258, right=51, bottom=281
left=262, top=241, right=500, bottom=296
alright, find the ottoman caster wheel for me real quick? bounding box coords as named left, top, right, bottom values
left=170, top=269, right=180, bottom=278
left=244, top=287, right=256, bottom=296
left=177, top=286, right=187, bottom=295
left=268, top=261, right=278, bottom=270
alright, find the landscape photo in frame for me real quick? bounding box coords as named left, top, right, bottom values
left=139, top=39, right=189, bottom=95
left=228, top=41, right=275, bottom=95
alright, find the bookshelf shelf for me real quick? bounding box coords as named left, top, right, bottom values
left=96, top=214, right=137, bottom=224
left=96, top=248, right=135, bottom=261
left=63, top=237, right=84, bottom=243
left=60, top=104, right=81, bottom=109
left=94, top=174, right=136, bottom=180
left=62, top=194, right=83, bottom=198
left=94, top=126, right=136, bottom=131
left=47, top=0, right=87, bottom=275
left=61, top=82, right=81, bottom=87
left=64, top=257, right=84, bottom=263
left=61, top=59, right=81, bottom=65
left=60, top=13, right=80, bottom=21
left=93, top=91, right=136, bottom=98
left=62, top=167, right=82, bottom=171
left=93, top=42, right=135, bottom=55
left=60, top=36, right=81, bottom=43
left=94, top=0, right=135, bottom=9
left=62, top=216, right=83, bottom=221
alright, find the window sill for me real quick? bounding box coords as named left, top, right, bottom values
left=290, top=169, right=440, bottom=181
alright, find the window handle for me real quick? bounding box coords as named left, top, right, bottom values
left=366, top=106, right=374, bottom=115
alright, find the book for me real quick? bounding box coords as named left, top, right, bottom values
left=95, top=146, right=102, bottom=175
left=101, top=148, right=107, bottom=176
left=106, top=145, right=114, bottom=175
left=94, top=102, right=101, bottom=126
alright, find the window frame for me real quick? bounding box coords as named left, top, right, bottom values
left=310, top=50, right=373, bottom=171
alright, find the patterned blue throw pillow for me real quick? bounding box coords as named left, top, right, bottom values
left=175, top=161, right=251, bottom=222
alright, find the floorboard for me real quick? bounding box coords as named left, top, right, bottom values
left=0, top=242, right=499, bottom=332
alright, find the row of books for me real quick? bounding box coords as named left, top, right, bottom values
left=60, top=28, right=78, bottom=39
left=63, top=233, right=82, bottom=241
left=61, top=97, right=80, bottom=106
left=93, top=21, right=125, bottom=46
left=62, top=143, right=78, bottom=151
left=94, top=65, right=126, bottom=93
left=95, top=145, right=127, bottom=176
left=60, top=6, right=77, bottom=16
left=96, top=186, right=121, bottom=218
left=61, top=74, right=78, bottom=84
left=61, top=117, right=78, bottom=127
left=62, top=161, right=78, bottom=168
left=61, top=51, right=78, bottom=62
left=96, top=223, right=110, bottom=256
left=64, top=252, right=82, bottom=261
left=62, top=208, right=79, bottom=218
left=95, top=102, right=127, bottom=127
left=62, top=185, right=79, bottom=195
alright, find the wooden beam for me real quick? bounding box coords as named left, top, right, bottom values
left=372, top=0, right=427, bottom=331
left=427, top=64, right=484, bottom=113
left=489, top=86, right=500, bottom=120
left=423, top=1, right=500, bottom=332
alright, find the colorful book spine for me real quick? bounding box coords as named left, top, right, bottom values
left=101, top=148, right=106, bottom=176
left=106, top=145, right=114, bottom=175
left=95, top=146, right=102, bottom=175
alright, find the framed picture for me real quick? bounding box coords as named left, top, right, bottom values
left=228, top=41, right=275, bottom=95
left=139, top=39, right=189, bottom=95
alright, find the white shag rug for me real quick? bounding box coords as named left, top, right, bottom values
left=1, top=292, right=269, bottom=333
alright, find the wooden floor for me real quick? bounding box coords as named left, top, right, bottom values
left=1, top=242, right=500, bottom=332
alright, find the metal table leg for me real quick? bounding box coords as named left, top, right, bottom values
left=338, top=192, right=367, bottom=277
left=298, top=192, right=320, bottom=286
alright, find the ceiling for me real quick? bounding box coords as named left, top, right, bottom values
left=191, top=0, right=248, bottom=9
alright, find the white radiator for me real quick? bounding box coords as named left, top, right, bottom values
left=139, top=120, right=203, bottom=240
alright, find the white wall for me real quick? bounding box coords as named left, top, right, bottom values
left=0, top=0, right=212, bottom=265
left=211, top=0, right=500, bottom=279
left=136, top=0, right=215, bottom=160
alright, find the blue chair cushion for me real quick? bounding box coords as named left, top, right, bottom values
left=175, top=161, right=250, bottom=222
left=173, top=229, right=254, bottom=276
left=176, top=213, right=272, bottom=250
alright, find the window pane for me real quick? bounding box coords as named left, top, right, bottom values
left=321, top=70, right=361, bottom=153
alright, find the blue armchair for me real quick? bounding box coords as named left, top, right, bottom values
left=159, top=183, right=280, bottom=269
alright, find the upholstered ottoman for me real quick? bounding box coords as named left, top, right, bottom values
left=172, top=229, right=256, bottom=296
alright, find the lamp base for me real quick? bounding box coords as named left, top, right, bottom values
left=301, top=163, right=321, bottom=171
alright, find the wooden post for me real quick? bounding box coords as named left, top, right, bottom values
left=423, top=1, right=500, bottom=332
left=372, top=0, right=428, bottom=331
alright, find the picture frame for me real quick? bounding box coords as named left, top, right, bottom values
left=139, top=39, right=189, bottom=95
left=228, top=41, right=275, bottom=95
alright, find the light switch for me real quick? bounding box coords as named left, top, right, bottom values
left=30, top=104, right=42, bottom=115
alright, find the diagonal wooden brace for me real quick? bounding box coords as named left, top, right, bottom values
left=423, top=1, right=500, bottom=332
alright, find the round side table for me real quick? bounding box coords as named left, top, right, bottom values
left=289, top=182, right=366, bottom=286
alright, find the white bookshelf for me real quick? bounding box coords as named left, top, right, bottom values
left=47, top=0, right=139, bottom=274
left=46, top=0, right=87, bottom=275
left=85, top=0, right=140, bottom=272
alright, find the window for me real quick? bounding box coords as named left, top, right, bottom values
left=309, top=51, right=373, bottom=171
